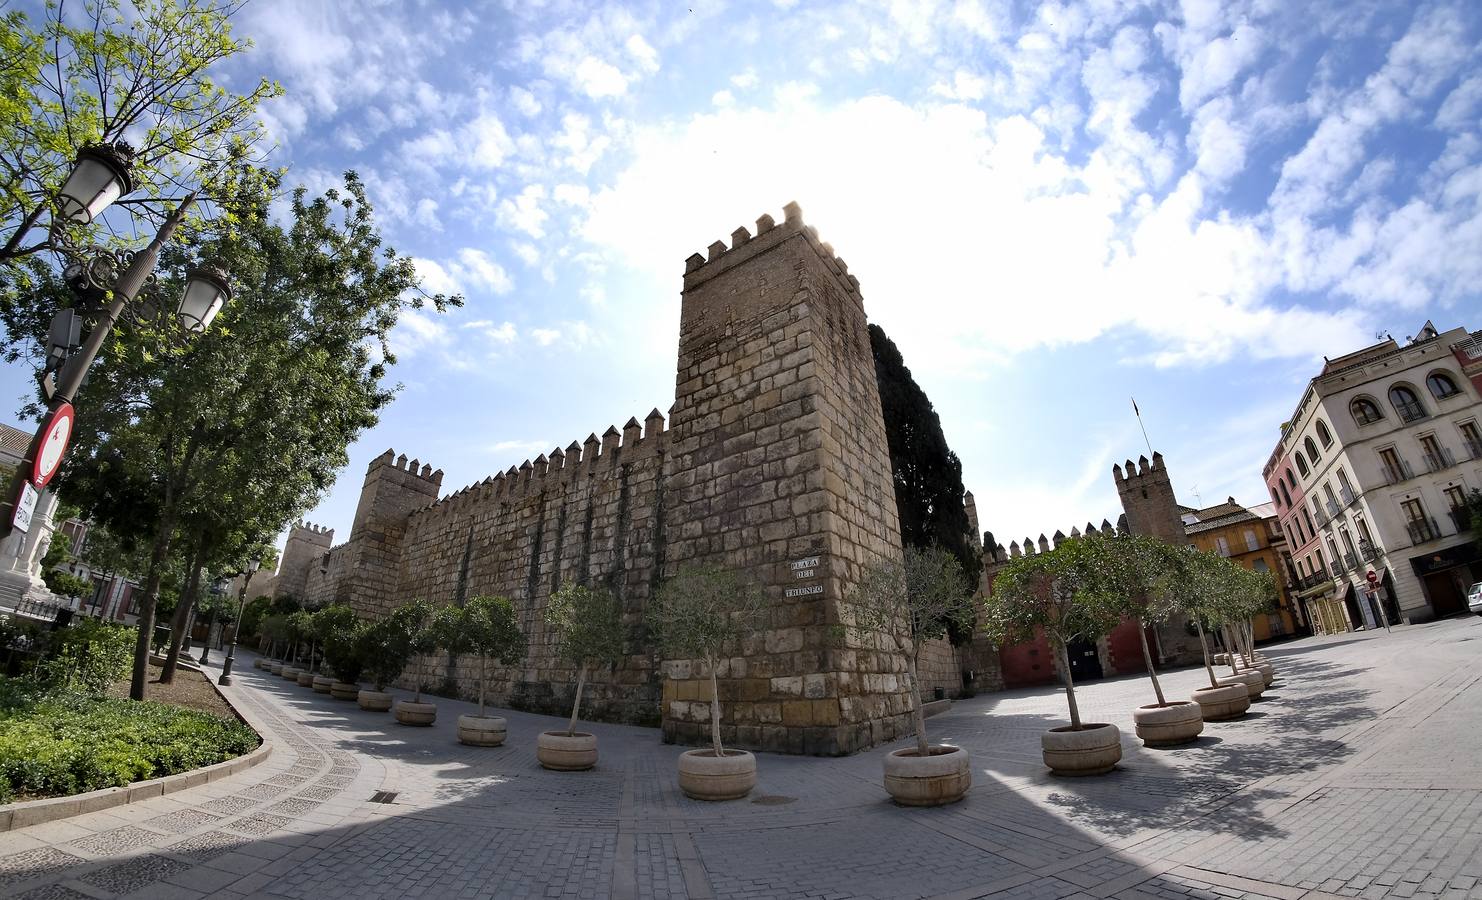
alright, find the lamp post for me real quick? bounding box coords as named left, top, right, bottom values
left=218, top=558, right=260, bottom=686
left=0, top=141, right=233, bottom=541
left=197, top=577, right=229, bottom=665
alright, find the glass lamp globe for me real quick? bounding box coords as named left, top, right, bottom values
left=57, top=144, right=135, bottom=224
left=178, top=265, right=232, bottom=334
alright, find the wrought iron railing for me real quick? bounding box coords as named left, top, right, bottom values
left=1406, top=517, right=1441, bottom=544
left=1422, top=446, right=1456, bottom=473
left=1358, top=540, right=1381, bottom=562
left=1395, top=400, right=1427, bottom=423
left=1382, top=457, right=1415, bottom=485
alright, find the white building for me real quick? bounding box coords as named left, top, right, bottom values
left=1263, top=322, right=1482, bottom=627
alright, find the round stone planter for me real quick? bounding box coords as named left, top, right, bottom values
left=1042, top=723, right=1122, bottom=776
left=329, top=681, right=360, bottom=701
left=677, top=749, right=756, bottom=801
left=312, top=675, right=334, bottom=693
left=882, top=745, right=971, bottom=806
left=1251, top=663, right=1276, bottom=687
left=537, top=731, right=599, bottom=768
left=296, top=671, right=315, bottom=687
left=1193, top=683, right=1250, bottom=721
left=253, top=658, right=267, bottom=670
left=456, top=715, right=509, bottom=747
left=358, top=690, right=393, bottom=712
left=269, top=661, right=285, bottom=675
left=1132, top=701, right=1205, bottom=747
left=394, top=700, right=437, bottom=726
left=1217, top=671, right=1266, bottom=699
left=280, top=666, right=301, bottom=680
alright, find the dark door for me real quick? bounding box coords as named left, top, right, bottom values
left=1424, top=569, right=1467, bottom=617
left=1066, top=638, right=1103, bottom=681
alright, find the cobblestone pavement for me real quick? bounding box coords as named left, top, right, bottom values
left=2, top=615, right=1479, bottom=899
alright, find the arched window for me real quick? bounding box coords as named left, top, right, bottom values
left=1304, top=436, right=1321, bottom=462
left=1285, top=469, right=1296, bottom=492
left=1295, top=451, right=1309, bottom=477
left=1426, top=371, right=1460, bottom=399
left=1280, top=482, right=1292, bottom=506
left=1316, top=419, right=1332, bottom=448
left=1351, top=397, right=1383, bottom=426
left=1389, top=384, right=1426, bottom=422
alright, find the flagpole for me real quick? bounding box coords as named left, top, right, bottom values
left=1132, top=397, right=1155, bottom=457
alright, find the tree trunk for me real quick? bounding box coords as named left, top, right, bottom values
left=567, top=663, right=588, bottom=736
left=1223, top=625, right=1240, bottom=674
left=1056, top=638, right=1082, bottom=729
left=905, top=652, right=929, bottom=756
left=708, top=655, right=723, bottom=757
left=478, top=656, right=487, bottom=717
left=1136, top=618, right=1166, bottom=706
left=160, top=537, right=207, bottom=683
left=128, top=521, right=178, bottom=700
left=1195, top=620, right=1218, bottom=688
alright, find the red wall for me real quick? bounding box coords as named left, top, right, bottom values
left=1105, top=619, right=1149, bottom=676
left=999, top=627, right=1057, bottom=687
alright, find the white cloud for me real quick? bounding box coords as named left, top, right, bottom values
left=512, top=242, right=540, bottom=265
left=413, top=258, right=461, bottom=296
left=531, top=327, right=561, bottom=346
left=510, top=86, right=543, bottom=117
left=465, top=320, right=519, bottom=344
left=712, top=89, right=735, bottom=107
left=573, top=57, right=628, bottom=97
left=499, top=185, right=550, bottom=238
left=625, top=34, right=659, bottom=72
left=456, top=248, right=514, bottom=294
left=730, top=68, right=759, bottom=89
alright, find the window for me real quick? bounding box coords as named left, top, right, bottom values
left=1401, top=498, right=1426, bottom=523
left=1352, top=397, right=1383, bottom=426
left=1302, top=507, right=1316, bottom=537
left=1280, top=482, right=1292, bottom=506
left=1244, top=528, right=1259, bottom=551
left=1460, top=421, right=1482, bottom=459
left=1419, top=433, right=1451, bottom=471
left=1355, top=516, right=1374, bottom=547
left=1378, top=446, right=1407, bottom=483
left=1296, top=452, right=1309, bottom=477
left=1427, top=371, right=1460, bottom=399
left=1389, top=384, right=1426, bottom=422
left=1402, top=497, right=1437, bottom=543
left=1316, top=419, right=1333, bottom=448
left=1444, top=485, right=1466, bottom=511
left=1305, top=436, right=1321, bottom=462
left=1215, top=535, right=1231, bottom=557
left=1337, top=467, right=1354, bottom=502
left=1252, top=558, right=1269, bottom=573
left=1339, top=528, right=1357, bottom=560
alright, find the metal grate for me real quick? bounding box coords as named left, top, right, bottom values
left=369, top=791, right=397, bottom=804
left=750, top=795, right=795, bottom=806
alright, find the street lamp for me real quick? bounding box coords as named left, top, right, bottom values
left=218, top=557, right=260, bottom=686
left=197, top=576, right=229, bottom=666
left=56, top=143, right=135, bottom=224
left=178, top=264, right=233, bottom=333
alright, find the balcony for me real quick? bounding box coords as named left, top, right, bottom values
left=1406, top=516, right=1441, bottom=545
left=1358, top=540, right=1381, bottom=562
left=1382, top=457, right=1415, bottom=485
left=1295, top=568, right=1331, bottom=592
left=1449, top=506, right=1474, bottom=533
left=1395, top=400, right=1427, bottom=423
left=1343, top=552, right=1358, bottom=572
left=1464, top=438, right=1482, bottom=461
left=1339, top=485, right=1357, bottom=506
left=1422, top=446, right=1456, bottom=473
left=1325, top=499, right=1341, bottom=518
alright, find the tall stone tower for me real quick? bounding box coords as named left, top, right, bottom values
left=1113, top=451, right=1200, bottom=663
left=272, top=522, right=334, bottom=601
left=343, top=450, right=442, bottom=617
left=662, top=201, right=907, bottom=756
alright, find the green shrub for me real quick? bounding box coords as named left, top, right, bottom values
left=0, top=680, right=259, bottom=803
left=34, top=619, right=133, bottom=693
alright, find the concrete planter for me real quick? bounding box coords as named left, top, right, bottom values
left=253, top=658, right=267, bottom=670
left=1193, top=683, right=1250, bottom=721
left=536, top=731, right=598, bottom=769
left=268, top=661, right=285, bottom=675
left=457, top=715, right=509, bottom=747
left=677, top=749, right=756, bottom=801
left=395, top=700, right=437, bottom=726
left=1041, top=723, right=1122, bottom=776
left=280, top=666, right=301, bottom=680
left=329, top=682, right=360, bottom=701
left=1217, top=671, right=1266, bottom=699
left=1132, top=701, right=1204, bottom=747
left=882, top=745, right=971, bottom=806
left=296, top=671, right=315, bottom=687
left=358, top=690, right=393, bottom=712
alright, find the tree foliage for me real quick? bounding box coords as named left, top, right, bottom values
left=869, top=324, right=981, bottom=644
left=436, top=596, right=525, bottom=717
left=547, top=583, right=623, bottom=670
left=316, top=607, right=363, bottom=685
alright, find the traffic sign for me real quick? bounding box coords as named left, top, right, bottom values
left=31, top=402, right=74, bottom=490
left=1365, top=569, right=1379, bottom=587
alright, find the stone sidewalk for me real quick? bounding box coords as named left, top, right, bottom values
left=2, top=615, right=1479, bottom=900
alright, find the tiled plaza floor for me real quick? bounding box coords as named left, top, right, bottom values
left=2, top=615, right=1479, bottom=899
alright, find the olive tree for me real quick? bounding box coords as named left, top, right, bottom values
left=985, top=536, right=1125, bottom=730
left=1158, top=546, right=1240, bottom=688
left=359, top=601, right=443, bottom=698
left=547, top=583, right=623, bottom=736
left=435, top=597, right=525, bottom=717
left=846, top=545, right=970, bottom=757
left=318, top=607, right=363, bottom=685
left=647, top=565, right=765, bottom=758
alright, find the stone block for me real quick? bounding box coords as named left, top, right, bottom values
left=782, top=700, right=813, bottom=727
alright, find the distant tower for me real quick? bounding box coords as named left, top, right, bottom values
left=963, top=490, right=981, bottom=549
left=342, top=450, right=443, bottom=617
left=272, top=522, right=334, bottom=601
left=1113, top=452, right=1185, bottom=545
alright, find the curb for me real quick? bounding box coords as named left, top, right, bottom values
left=0, top=669, right=272, bottom=832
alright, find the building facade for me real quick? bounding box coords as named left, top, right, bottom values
left=1263, top=322, right=1482, bottom=627
left=1181, top=498, right=1301, bottom=640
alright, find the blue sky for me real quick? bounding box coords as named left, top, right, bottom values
left=6, top=0, right=1482, bottom=557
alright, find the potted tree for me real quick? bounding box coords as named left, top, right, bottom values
left=647, top=565, right=765, bottom=801
left=261, top=615, right=289, bottom=674
left=436, top=597, right=526, bottom=746
left=986, top=535, right=1127, bottom=776
left=310, top=606, right=354, bottom=692
left=539, top=583, right=624, bottom=770
left=1164, top=548, right=1252, bottom=721
left=322, top=613, right=366, bottom=701
left=848, top=546, right=974, bottom=805
left=1112, top=535, right=1204, bottom=747
left=281, top=610, right=311, bottom=682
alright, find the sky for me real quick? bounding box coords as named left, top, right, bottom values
left=6, top=0, right=1482, bottom=560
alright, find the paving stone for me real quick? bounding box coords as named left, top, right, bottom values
left=145, top=809, right=224, bottom=834
left=79, top=853, right=191, bottom=893
left=69, top=824, right=164, bottom=855
left=0, top=847, right=86, bottom=887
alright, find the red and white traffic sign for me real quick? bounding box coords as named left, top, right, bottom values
left=32, top=402, right=74, bottom=490
left=1366, top=569, right=1379, bottom=587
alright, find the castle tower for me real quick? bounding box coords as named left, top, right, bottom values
left=1112, top=451, right=1200, bottom=663
left=343, top=450, right=443, bottom=617
left=663, top=201, right=906, bottom=756
left=272, top=522, right=335, bottom=601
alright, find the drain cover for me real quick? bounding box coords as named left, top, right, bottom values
left=751, top=795, right=795, bottom=806
left=369, top=791, right=398, bottom=804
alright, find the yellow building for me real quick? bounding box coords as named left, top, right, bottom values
left=1182, top=498, right=1304, bottom=641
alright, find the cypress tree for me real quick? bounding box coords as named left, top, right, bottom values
left=869, top=324, right=982, bottom=645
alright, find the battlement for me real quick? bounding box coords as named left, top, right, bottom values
left=417, top=409, right=669, bottom=521
left=288, top=521, right=335, bottom=546
left=983, top=517, right=1122, bottom=564
left=368, top=447, right=444, bottom=488
left=680, top=201, right=862, bottom=301
left=1112, top=451, right=1167, bottom=484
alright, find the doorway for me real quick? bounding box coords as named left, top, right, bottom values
left=1066, top=638, right=1104, bottom=681
left=1423, top=568, right=1469, bottom=617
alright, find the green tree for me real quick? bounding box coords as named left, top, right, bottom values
left=436, top=597, right=526, bottom=718
left=648, top=566, right=765, bottom=757
left=985, top=536, right=1127, bottom=729
left=869, top=324, right=981, bottom=645
left=359, top=601, right=442, bottom=697
left=546, top=583, right=623, bottom=735
left=39, top=530, right=91, bottom=599
left=846, top=546, right=970, bottom=757
left=317, top=607, right=363, bottom=685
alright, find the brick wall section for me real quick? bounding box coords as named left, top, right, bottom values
left=271, top=523, right=334, bottom=601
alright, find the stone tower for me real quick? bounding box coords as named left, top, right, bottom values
left=272, top=522, right=334, bottom=601
left=1112, top=451, right=1200, bottom=663
left=662, top=201, right=908, bottom=756
left=343, top=450, right=442, bottom=617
